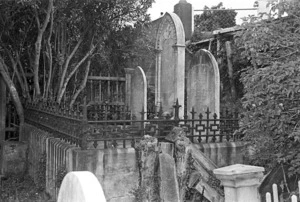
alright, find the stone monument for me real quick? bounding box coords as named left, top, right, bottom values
left=155, top=12, right=185, bottom=118
left=125, top=66, right=147, bottom=120
left=174, top=0, right=194, bottom=40
left=187, top=49, right=220, bottom=117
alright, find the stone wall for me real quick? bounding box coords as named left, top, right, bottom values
left=23, top=124, right=138, bottom=202
left=195, top=141, right=246, bottom=167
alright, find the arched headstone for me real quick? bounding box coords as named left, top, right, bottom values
left=57, top=171, right=106, bottom=202
left=187, top=49, right=220, bottom=116
left=131, top=66, right=147, bottom=120
left=155, top=12, right=185, bottom=117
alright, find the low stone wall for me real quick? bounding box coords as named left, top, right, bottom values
left=24, top=124, right=138, bottom=202
left=195, top=141, right=246, bottom=167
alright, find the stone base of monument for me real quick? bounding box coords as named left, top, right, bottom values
left=57, top=171, right=106, bottom=202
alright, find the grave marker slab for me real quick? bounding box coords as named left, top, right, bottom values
left=187, top=49, right=220, bottom=116
left=155, top=12, right=185, bottom=117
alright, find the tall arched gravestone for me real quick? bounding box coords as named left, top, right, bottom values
left=187, top=49, right=220, bottom=117
left=155, top=12, right=185, bottom=117
left=131, top=66, right=147, bottom=120
left=125, top=66, right=147, bottom=120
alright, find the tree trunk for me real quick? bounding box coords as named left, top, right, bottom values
left=225, top=41, right=237, bottom=101
left=56, top=37, right=83, bottom=100
left=17, top=55, right=31, bottom=101
left=57, top=45, right=95, bottom=104
left=0, top=59, right=24, bottom=137
left=69, top=59, right=91, bottom=107
left=33, top=0, right=53, bottom=98
left=45, top=8, right=54, bottom=99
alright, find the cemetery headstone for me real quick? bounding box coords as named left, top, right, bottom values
left=187, top=49, right=220, bottom=117
left=155, top=12, right=185, bottom=118
left=130, top=66, right=147, bottom=120
left=57, top=171, right=106, bottom=202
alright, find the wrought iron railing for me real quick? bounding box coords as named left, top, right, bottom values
left=24, top=99, right=241, bottom=149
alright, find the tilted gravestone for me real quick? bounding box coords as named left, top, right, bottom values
left=57, top=171, right=106, bottom=202
left=155, top=12, right=185, bottom=118
left=187, top=49, right=220, bottom=117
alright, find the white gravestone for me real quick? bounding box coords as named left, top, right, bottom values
left=57, top=171, right=106, bottom=202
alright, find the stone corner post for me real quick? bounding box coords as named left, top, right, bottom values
left=213, top=164, right=265, bottom=202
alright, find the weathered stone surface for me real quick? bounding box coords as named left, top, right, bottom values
left=74, top=148, right=139, bottom=202
left=159, top=142, right=174, bottom=156
left=187, top=49, right=220, bottom=117
left=159, top=153, right=180, bottom=202
left=0, top=141, right=27, bottom=175
left=194, top=141, right=246, bottom=167
left=214, top=164, right=264, bottom=202
left=138, top=135, right=159, bottom=202
left=57, top=171, right=106, bottom=202
left=155, top=12, right=185, bottom=117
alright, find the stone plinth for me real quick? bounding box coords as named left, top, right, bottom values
left=213, top=164, right=265, bottom=202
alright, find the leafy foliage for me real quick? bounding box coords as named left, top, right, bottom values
left=236, top=0, right=300, bottom=176
left=192, top=2, right=237, bottom=41
left=0, top=0, right=155, bottom=103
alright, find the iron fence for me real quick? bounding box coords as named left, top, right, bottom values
left=24, top=99, right=241, bottom=149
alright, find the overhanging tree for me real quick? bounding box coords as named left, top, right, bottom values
left=236, top=0, right=300, bottom=177
left=0, top=0, right=154, bottom=135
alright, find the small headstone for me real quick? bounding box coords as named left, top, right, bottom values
left=57, top=171, right=106, bottom=202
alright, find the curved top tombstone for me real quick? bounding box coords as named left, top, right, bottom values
left=155, top=12, right=185, bottom=49
left=131, top=66, right=147, bottom=120
left=57, top=171, right=106, bottom=202
left=155, top=12, right=185, bottom=117
left=187, top=49, right=220, bottom=116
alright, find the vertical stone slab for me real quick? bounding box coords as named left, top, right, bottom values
left=187, top=49, right=220, bottom=116
left=155, top=12, right=185, bottom=118
left=0, top=75, right=6, bottom=141
left=130, top=66, right=147, bottom=120
left=159, top=153, right=180, bottom=202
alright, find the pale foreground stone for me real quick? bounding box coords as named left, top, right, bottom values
left=214, top=164, right=265, bottom=202
left=57, top=171, right=106, bottom=202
